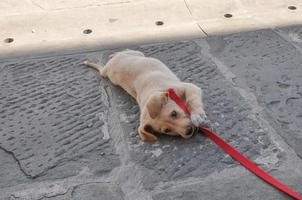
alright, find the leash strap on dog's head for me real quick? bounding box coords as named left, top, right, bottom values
left=166, top=87, right=302, bottom=200
left=166, top=88, right=191, bottom=115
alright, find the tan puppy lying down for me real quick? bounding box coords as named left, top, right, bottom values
left=84, top=49, right=208, bottom=141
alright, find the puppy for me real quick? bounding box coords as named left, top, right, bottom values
left=84, top=50, right=208, bottom=141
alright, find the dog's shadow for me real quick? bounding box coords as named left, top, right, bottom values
left=150, top=127, right=208, bottom=143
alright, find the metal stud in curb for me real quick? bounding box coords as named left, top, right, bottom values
left=4, top=38, right=14, bottom=43
left=224, top=13, right=233, bottom=18
left=155, top=21, right=164, bottom=26
left=288, top=6, right=297, bottom=10
left=83, top=29, right=92, bottom=34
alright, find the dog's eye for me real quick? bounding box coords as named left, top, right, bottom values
left=164, top=128, right=171, bottom=133
left=170, top=110, right=177, bottom=118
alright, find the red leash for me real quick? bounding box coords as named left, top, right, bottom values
left=166, top=88, right=302, bottom=200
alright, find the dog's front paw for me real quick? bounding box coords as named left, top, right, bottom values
left=191, top=112, right=209, bottom=127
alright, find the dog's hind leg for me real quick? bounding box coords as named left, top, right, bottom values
left=83, top=61, right=108, bottom=78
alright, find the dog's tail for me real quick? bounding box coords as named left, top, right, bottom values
left=83, top=61, right=104, bottom=72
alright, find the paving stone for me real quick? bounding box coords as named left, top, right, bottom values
left=103, top=41, right=281, bottom=190
left=206, top=29, right=302, bottom=158
left=277, top=26, right=302, bottom=49
left=152, top=168, right=302, bottom=200
left=71, top=183, right=124, bottom=200
left=35, top=183, right=125, bottom=200
left=0, top=147, right=30, bottom=188
left=0, top=55, right=120, bottom=180
left=1, top=28, right=302, bottom=200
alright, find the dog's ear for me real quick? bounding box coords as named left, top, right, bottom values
left=138, top=124, right=158, bottom=141
left=146, top=91, right=168, bottom=119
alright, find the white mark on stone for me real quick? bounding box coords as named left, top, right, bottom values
left=150, top=148, right=163, bottom=157
left=289, top=33, right=302, bottom=43
left=130, top=140, right=144, bottom=149
left=78, top=166, right=91, bottom=176
left=102, top=127, right=110, bottom=140
left=119, top=113, right=137, bottom=123
left=254, top=147, right=279, bottom=168
left=87, top=122, right=93, bottom=128
left=12, top=183, right=67, bottom=200
left=96, top=111, right=110, bottom=140
left=152, top=143, right=160, bottom=147
left=119, top=113, right=129, bottom=122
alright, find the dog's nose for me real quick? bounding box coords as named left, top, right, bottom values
left=185, top=126, right=194, bottom=135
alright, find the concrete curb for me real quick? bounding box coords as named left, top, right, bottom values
left=1, top=0, right=302, bottom=58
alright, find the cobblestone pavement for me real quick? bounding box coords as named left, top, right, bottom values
left=1, top=26, right=302, bottom=200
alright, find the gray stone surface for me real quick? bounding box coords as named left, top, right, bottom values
left=206, top=29, right=302, bottom=158
left=0, top=147, right=30, bottom=188
left=0, top=56, right=120, bottom=180
left=1, top=26, right=302, bottom=200
left=277, top=26, right=302, bottom=50
left=152, top=168, right=302, bottom=200
left=71, top=183, right=124, bottom=200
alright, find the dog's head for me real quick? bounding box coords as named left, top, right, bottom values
left=139, top=91, right=195, bottom=141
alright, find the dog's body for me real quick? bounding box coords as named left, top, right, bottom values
left=84, top=50, right=208, bottom=141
